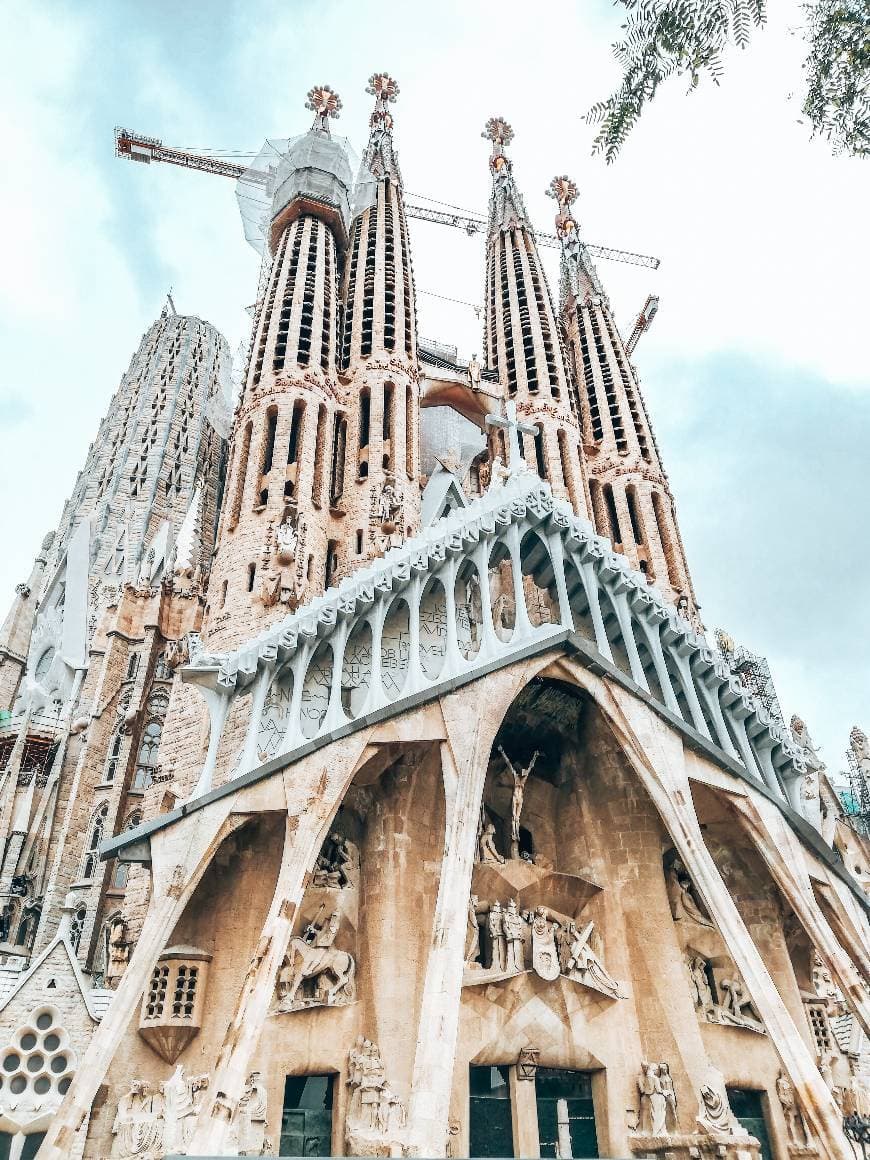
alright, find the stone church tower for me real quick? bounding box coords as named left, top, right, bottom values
left=0, top=302, right=230, bottom=1155
left=1, top=78, right=868, bottom=1160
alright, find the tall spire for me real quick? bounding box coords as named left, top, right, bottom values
left=305, top=84, right=342, bottom=134
left=546, top=175, right=607, bottom=305
left=363, top=72, right=401, bottom=183
left=482, top=117, right=529, bottom=236
left=549, top=171, right=696, bottom=606
left=480, top=124, right=589, bottom=519
left=338, top=72, right=421, bottom=572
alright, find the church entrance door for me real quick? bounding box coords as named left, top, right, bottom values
left=535, top=1068, right=598, bottom=1158
left=281, top=1074, right=335, bottom=1156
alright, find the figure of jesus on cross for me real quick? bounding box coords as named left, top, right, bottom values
left=485, top=400, right=539, bottom=481
left=498, top=745, right=540, bottom=859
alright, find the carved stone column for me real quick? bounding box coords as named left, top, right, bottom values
left=186, top=729, right=372, bottom=1156
left=39, top=806, right=244, bottom=1159
left=596, top=676, right=852, bottom=1160
left=405, top=669, right=526, bottom=1156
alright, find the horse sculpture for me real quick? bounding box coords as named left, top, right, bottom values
left=277, top=937, right=356, bottom=1010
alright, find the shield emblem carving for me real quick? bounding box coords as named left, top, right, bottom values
left=531, top=909, right=560, bottom=981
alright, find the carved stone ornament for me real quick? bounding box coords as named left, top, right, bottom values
left=636, top=1061, right=677, bottom=1137
left=517, top=1046, right=540, bottom=1081
left=777, top=1069, right=809, bottom=1148
left=666, top=856, right=714, bottom=928
left=227, top=1071, right=269, bottom=1157
left=696, top=1069, right=745, bottom=1139
left=111, top=1064, right=209, bottom=1158
left=311, top=832, right=360, bottom=890
left=275, top=910, right=356, bottom=1012
left=345, top=1037, right=406, bottom=1156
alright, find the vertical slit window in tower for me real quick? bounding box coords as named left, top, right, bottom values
left=576, top=310, right=603, bottom=440
left=297, top=220, right=319, bottom=367
left=405, top=385, right=414, bottom=480
left=262, top=408, right=278, bottom=475
left=359, top=390, right=370, bottom=449
left=626, top=485, right=644, bottom=545
left=272, top=223, right=304, bottom=372
left=526, top=240, right=559, bottom=395
left=341, top=222, right=362, bottom=370
left=247, top=562, right=256, bottom=593
left=486, top=250, right=498, bottom=371
left=603, top=483, right=621, bottom=544
left=383, top=181, right=396, bottom=351
left=588, top=307, right=625, bottom=452
left=321, top=235, right=334, bottom=372
left=287, top=400, right=305, bottom=466
left=312, top=404, right=328, bottom=509
left=652, top=491, right=681, bottom=589
left=397, top=195, right=415, bottom=359
left=511, top=233, right=537, bottom=393
left=499, top=239, right=518, bottom=396
left=257, top=405, right=278, bottom=507
left=533, top=428, right=548, bottom=479
left=557, top=428, right=572, bottom=496
left=325, top=539, right=339, bottom=588
left=604, top=312, right=652, bottom=462
left=330, top=415, right=347, bottom=507
left=229, top=422, right=253, bottom=529
left=360, top=208, right=378, bottom=358
left=253, top=231, right=288, bottom=386
left=383, top=382, right=393, bottom=441
left=561, top=320, right=584, bottom=421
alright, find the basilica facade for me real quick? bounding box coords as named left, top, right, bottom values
left=1, top=75, right=868, bottom=1160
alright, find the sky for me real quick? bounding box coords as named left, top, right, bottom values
left=1, top=0, right=868, bottom=774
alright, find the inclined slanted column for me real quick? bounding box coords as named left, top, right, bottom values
left=339, top=73, right=420, bottom=575
left=553, top=174, right=696, bottom=609
left=204, top=85, right=353, bottom=651
left=481, top=123, right=591, bottom=519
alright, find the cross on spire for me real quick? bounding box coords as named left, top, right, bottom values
left=486, top=400, right=539, bottom=473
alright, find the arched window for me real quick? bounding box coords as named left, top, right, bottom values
left=104, top=732, right=124, bottom=783
left=81, top=803, right=109, bottom=880
left=134, top=722, right=161, bottom=790
left=110, top=811, right=143, bottom=890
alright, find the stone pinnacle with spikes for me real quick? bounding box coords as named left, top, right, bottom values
left=366, top=72, right=399, bottom=130
left=546, top=175, right=580, bottom=242
left=305, top=84, right=342, bottom=133
left=482, top=117, right=514, bottom=174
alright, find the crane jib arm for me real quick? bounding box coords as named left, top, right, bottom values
left=113, top=127, right=660, bottom=269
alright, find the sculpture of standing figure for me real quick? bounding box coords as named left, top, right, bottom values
left=666, top=857, right=714, bottom=928
left=498, top=745, right=539, bottom=858
left=687, top=954, right=715, bottom=1015
left=466, top=894, right=481, bottom=968
left=488, top=901, right=506, bottom=972
left=638, top=1062, right=668, bottom=1136
left=502, top=898, right=526, bottom=973
left=776, top=1070, right=804, bottom=1146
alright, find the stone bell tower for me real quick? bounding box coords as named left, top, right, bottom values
left=338, top=73, right=421, bottom=571
left=482, top=118, right=591, bottom=520
left=205, top=86, right=355, bottom=652
left=550, top=175, right=696, bottom=606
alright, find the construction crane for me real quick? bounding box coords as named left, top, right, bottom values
left=114, top=127, right=661, bottom=271
left=625, top=294, right=660, bottom=355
